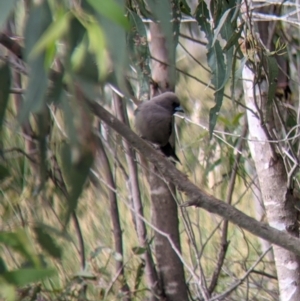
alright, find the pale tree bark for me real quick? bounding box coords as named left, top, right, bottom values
left=243, top=65, right=300, bottom=301
left=146, top=17, right=189, bottom=301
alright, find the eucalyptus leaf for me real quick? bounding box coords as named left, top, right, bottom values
left=0, top=63, right=11, bottom=132
left=0, top=1, right=18, bottom=30
left=30, top=12, right=71, bottom=58
left=34, top=227, right=62, bottom=260
left=2, top=268, right=55, bottom=286
left=85, top=0, right=130, bottom=29
left=60, top=142, right=94, bottom=226
left=195, top=0, right=212, bottom=40
left=0, top=230, right=40, bottom=267
left=127, top=11, right=151, bottom=99
left=20, top=1, right=52, bottom=124
left=0, top=257, right=7, bottom=274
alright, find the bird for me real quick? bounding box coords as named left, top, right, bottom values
left=134, top=92, right=184, bottom=162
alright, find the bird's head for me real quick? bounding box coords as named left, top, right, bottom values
left=153, top=92, right=184, bottom=115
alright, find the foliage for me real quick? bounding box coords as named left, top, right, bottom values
left=0, top=0, right=299, bottom=300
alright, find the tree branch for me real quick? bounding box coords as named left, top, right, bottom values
left=87, top=99, right=300, bottom=257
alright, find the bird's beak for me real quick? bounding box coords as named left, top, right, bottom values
left=175, top=106, right=184, bottom=113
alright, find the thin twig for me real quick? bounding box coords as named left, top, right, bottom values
left=209, top=246, right=272, bottom=301
left=208, top=121, right=248, bottom=294
left=179, top=32, right=207, bottom=46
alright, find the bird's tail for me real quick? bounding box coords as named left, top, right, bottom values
left=160, top=143, right=181, bottom=163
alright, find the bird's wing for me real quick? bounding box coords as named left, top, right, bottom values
left=135, top=103, right=172, bottom=146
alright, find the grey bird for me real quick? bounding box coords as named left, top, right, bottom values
left=134, top=92, right=184, bottom=162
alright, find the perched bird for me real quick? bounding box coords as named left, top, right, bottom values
left=134, top=92, right=184, bottom=162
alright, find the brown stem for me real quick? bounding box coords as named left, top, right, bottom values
left=0, top=32, right=23, bottom=58
left=96, top=134, right=131, bottom=300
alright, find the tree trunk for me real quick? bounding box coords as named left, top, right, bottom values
left=147, top=20, right=189, bottom=301
left=243, top=65, right=300, bottom=301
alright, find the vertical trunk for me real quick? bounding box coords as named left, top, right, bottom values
left=243, top=65, right=300, bottom=301
left=147, top=19, right=189, bottom=301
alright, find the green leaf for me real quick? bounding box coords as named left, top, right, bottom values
left=69, top=17, right=86, bottom=53
left=90, top=246, right=106, bottom=259
left=96, top=5, right=129, bottom=92
left=209, top=88, right=224, bottom=137
left=75, top=270, right=97, bottom=280
left=0, top=164, right=9, bottom=181
left=195, top=0, right=212, bottom=42
left=0, top=63, right=11, bottom=131
left=46, top=69, right=64, bottom=105
left=20, top=1, right=52, bottom=124
left=219, top=10, right=235, bottom=93
left=23, top=1, right=53, bottom=60
left=71, top=39, right=99, bottom=85
left=34, top=223, right=72, bottom=241
left=132, top=246, right=147, bottom=255
left=223, top=26, right=242, bottom=52
left=60, top=142, right=94, bottom=226
left=180, top=0, right=191, bottom=15
left=30, top=12, right=71, bottom=58
left=34, top=227, right=62, bottom=260
left=207, top=49, right=224, bottom=103
left=85, top=0, right=130, bottom=29
left=127, top=11, right=150, bottom=99
left=0, top=230, right=41, bottom=267
left=232, top=112, right=244, bottom=126
left=212, top=8, right=232, bottom=47
left=207, top=41, right=226, bottom=136
left=85, top=21, right=108, bottom=79
left=0, top=257, right=7, bottom=274
left=134, top=0, right=152, bottom=19
left=19, top=55, right=49, bottom=123
left=265, top=55, right=278, bottom=104
left=134, top=261, right=145, bottom=291
left=0, top=1, right=18, bottom=30
left=206, top=158, right=222, bottom=174
left=1, top=268, right=56, bottom=286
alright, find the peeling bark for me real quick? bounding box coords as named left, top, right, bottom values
left=243, top=65, right=300, bottom=301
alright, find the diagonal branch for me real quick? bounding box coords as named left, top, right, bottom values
left=87, top=99, right=300, bottom=257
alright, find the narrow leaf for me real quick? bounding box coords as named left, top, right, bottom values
left=0, top=164, right=9, bottom=181
left=2, top=268, right=55, bottom=286
left=60, top=143, right=94, bottom=225
left=195, top=0, right=212, bottom=42
left=20, top=1, right=52, bottom=123
left=85, top=0, right=129, bottom=29
left=212, top=8, right=232, bottom=47
left=0, top=257, right=7, bottom=274
left=0, top=63, right=11, bottom=131
left=209, top=88, right=224, bottom=137
left=30, top=12, right=71, bottom=58
left=127, top=11, right=151, bottom=99
left=0, top=1, right=18, bottom=30
left=0, top=230, right=40, bottom=267
left=34, top=227, right=62, bottom=260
